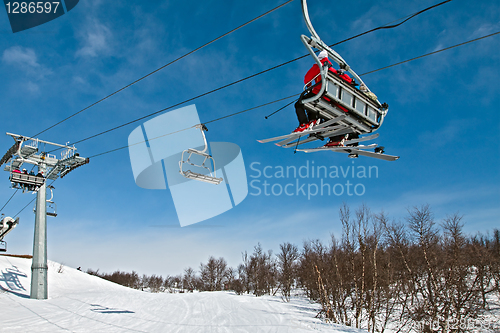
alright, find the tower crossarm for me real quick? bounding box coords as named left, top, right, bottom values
left=50, top=155, right=89, bottom=180
left=3, top=132, right=88, bottom=180
left=0, top=141, right=20, bottom=167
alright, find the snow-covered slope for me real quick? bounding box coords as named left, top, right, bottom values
left=0, top=255, right=364, bottom=333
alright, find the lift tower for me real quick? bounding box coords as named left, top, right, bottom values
left=0, top=133, right=89, bottom=299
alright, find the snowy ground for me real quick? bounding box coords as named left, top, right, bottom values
left=0, top=255, right=365, bottom=333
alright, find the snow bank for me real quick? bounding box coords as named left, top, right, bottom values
left=0, top=255, right=365, bottom=333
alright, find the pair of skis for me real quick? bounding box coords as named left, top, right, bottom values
left=257, top=115, right=346, bottom=146
left=297, top=143, right=399, bottom=161
left=258, top=119, right=399, bottom=161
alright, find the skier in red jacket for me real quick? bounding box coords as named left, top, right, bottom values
left=293, top=50, right=354, bottom=133
left=293, top=50, right=362, bottom=150
left=293, top=50, right=329, bottom=132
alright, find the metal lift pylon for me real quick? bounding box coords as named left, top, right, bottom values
left=1, top=133, right=89, bottom=299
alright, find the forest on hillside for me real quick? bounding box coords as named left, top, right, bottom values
left=88, top=204, right=500, bottom=333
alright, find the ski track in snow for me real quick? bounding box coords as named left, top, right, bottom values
left=0, top=255, right=364, bottom=333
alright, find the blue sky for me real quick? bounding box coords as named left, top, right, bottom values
left=1, top=0, right=499, bottom=277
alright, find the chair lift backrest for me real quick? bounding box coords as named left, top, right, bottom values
left=179, top=125, right=223, bottom=185
left=300, top=0, right=388, bottom=134
left=10, top=172, right=45, bottom=187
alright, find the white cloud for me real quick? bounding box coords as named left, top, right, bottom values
left=25, top=81, right=40, bottom=94
left=1, top=46, right=51, bottom=92
left=2, top=46, right=40, bottom=69
left=418, top=118, right=475, bottom=147
left=72, top=76, right=86, bottom=85
left=470, top=22, right=500, bottom=39
left=369, top=184, right=500, bottom=226
left=76, top=19, right=112, bottom=58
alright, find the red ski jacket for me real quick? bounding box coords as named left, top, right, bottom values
left=304, top=58, right=352, bottom=95
left=304, top=58, right=352, bottom=112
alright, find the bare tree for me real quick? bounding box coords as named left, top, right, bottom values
left=225, top=266, right=237, bottom=291
left=277, top=242, right=299, bottom=301
left=247, top=243, right=276, bottom=296
left=147, top=274, right=164, bottom=293
left=200, top=256, right=218, bottom=291
left=199, top=256, right=229, bottom=291
left=88, top=204, right=500, bottom=333
left=183, top=267, right=196, bottom=292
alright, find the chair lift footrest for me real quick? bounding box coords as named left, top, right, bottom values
left=183, top=170, right=223, bottom=185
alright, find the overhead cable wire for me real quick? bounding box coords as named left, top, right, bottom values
left=0, top=149, right=50, bottom=214
left=13, top=179, right=57, bottom=218
left=40, top=0, right=450, bottom=148
left=14, top=197, right=35, bottom=218
left=0, top=190, right=18, bottom=214
left=70, top=28, right=499, bottom=152
left=69, top=75, right=298, bottom=146
left=10, top=3, right=494, bottom=215
left=31, top=0, right=295, bottom=138
left=334, top=0, right=452, bottom=46
left=58, top=0, right=452, bottom=150
left=204, top=94, right=300, bottom=124
left=84, top=30, right=500, bottom=160
left=264, top=97, right=300, bottom=119
left=87, top=94, right=299, bottom=159
left=0, top=164, right=38, bottom=214
left=361, top=31, right=500, bottom=76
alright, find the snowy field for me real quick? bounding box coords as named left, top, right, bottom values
left=0, top=255, right=364, bottom=333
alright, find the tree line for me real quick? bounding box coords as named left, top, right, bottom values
left=87, top=204, right=499, bottom=332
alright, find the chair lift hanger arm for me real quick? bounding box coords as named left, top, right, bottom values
left=300, top=0, right=378, bottom=102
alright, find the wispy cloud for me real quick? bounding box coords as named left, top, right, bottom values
left=2, top=46, right=52, bottom=92
left=25, top=81, right=40, bottom=94
left=418, top=118, right=475, bottom=147
left=369, top=184, right=499, bottom=225
left=75, top=19, right=113, bottom=58
left=470, top=22, right=500, bottom=39
left=2, top=46, right=39, bottom=68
